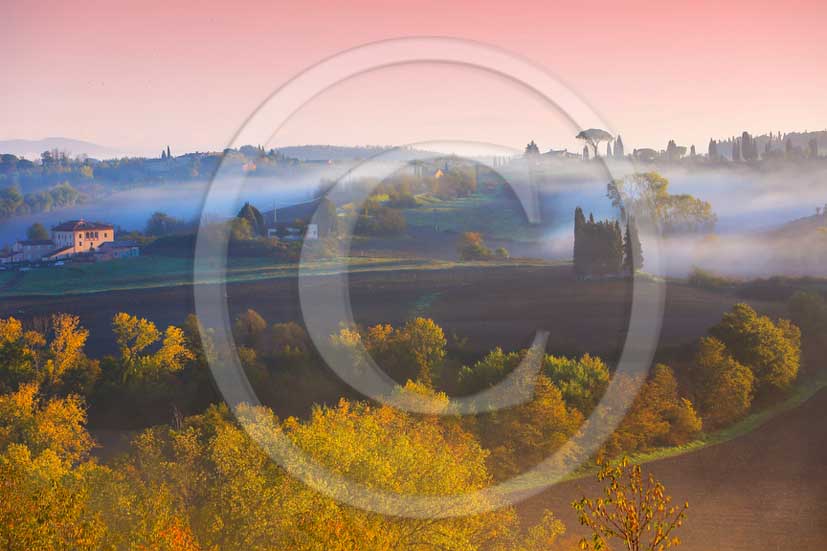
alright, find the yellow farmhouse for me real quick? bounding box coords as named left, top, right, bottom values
left=49, top=219, right=115, bottom=258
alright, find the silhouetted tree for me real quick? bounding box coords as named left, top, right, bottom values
left=237, top=202, right=265, bottom=236
left=741, top=131, right=758, bottom=161
left=666, top=139, right=678, bottom=161
left=732, top=139, right=741, bottom=162
left=26, top=223, right=50, bottom=241
left=613, top=135, right=625, bottom=158
left=708, top=139, right=718, bottom=160
left=623, top=217, right=643, bottom=273
left=576, top=128, right=613, bottom=158
left=574, top=207, right=587, bottom=277
left=573, top=208, right=624, bottom=278
left=524, top=140, right=540, bottom=156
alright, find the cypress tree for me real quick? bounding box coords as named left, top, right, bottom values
left=574, top=207, right=587, bottom=277
left=732, top=139, right=741, bottom=162
left=237, top=202, right=265, bottom=236
left=614, top=135, right=625, bottom=158
left=611, top=221, right=624, bottom=274
left=623, top=216, right=643, bottom=274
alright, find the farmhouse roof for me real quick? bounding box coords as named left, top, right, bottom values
left=44, top=246, right=73, bottom=258
left=17, top=239, right=55, bottom=246
left=262, top=198, right=322, bottom=227
left=51, top=219, right=114, bottom=232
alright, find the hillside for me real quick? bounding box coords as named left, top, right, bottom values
left=768, top=212, right=827, bottom=239
left=0, top=137, right=124, bottom=160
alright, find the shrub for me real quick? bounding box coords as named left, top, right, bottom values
left=457, top=232, right=491, bottom=260
left=687, top=266, right=737, bottom=290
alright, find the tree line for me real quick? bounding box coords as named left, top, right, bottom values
left=0, top=181, right=83, bottom=220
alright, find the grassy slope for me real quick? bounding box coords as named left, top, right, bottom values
left=403, top=192, right=544, bottom=242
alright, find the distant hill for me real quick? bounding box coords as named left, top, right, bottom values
left=0, top=137, right=122, bottom=160
left=769, top=211, right=827, bottom=240
left=276, top=145, right=440, bottom=162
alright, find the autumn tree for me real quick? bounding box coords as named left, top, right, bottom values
left=0, top=317, right=41, bottom=393
left=110, top=312, right=194, bottom=383
left=396, top=317, right=446, bottom=385
left=232, top=308, right=268, bottom=348
left=458, top=231, right=492, bottom=260
left=104, top=384, right=520, bottom=551
left=607, top=172, right=716, bottom=234
left=457, top=347, right=522, bottom=394
left=608, top=365, right=701, bottom=455
left=573, top=458, right=688, bottom=551
left=331, top=317, right=447, bottom=386
left=0, top=315, right=99, bottom=397
left=709, top=303, right=801, bottom=400
left=692, top=337, right=754, bottom=429
left=0, top=381, right=110, bottom=548
left=228, top=217, right=255, bottom=241
left=42, top=314, right=100, bottom=396
left=475, top=375, right=583, bottom=479
left=543, top=353, right=610, bottom=415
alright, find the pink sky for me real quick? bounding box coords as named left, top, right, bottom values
left=4, top=0, right=827, bottom=156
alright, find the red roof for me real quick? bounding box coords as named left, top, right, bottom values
left=51, top=219, right=113, bottom=232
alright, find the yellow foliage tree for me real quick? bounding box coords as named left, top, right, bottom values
left=573, top=458, right=688, bottom=551
left=111, top=313, right=194, bottom=382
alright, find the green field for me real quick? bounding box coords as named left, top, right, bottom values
left=0, top=255, right=556, bottom=297
left=403, top=192, right=545, bottom=241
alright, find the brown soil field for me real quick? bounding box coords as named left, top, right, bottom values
left=518, top=385, right=827, bottom=551
left=0, top=263, right=783, bottom=360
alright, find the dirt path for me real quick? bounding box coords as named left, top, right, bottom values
left=518, top=386, right=827, bottom=551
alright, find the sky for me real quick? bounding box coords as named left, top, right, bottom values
left=4, top=0, right=827, bottom=156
